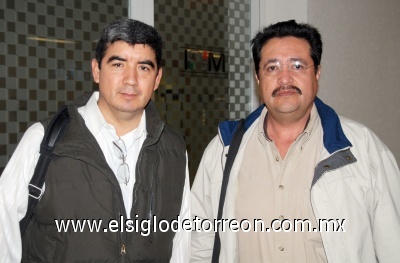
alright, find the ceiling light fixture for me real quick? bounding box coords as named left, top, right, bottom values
left=27, top=36, right=76, bottom=44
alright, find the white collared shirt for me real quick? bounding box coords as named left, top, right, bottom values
left=78, top=92, right=148, bottom=216
left=0, top=92, right=190, bottom=262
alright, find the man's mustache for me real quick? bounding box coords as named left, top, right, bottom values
left=272, top=86, right=302, bottom=97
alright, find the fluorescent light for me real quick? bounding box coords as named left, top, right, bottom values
left=27, top=36, right=76, bottom=44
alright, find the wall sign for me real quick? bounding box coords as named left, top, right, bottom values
left=182, top=47, right=228, bottom=77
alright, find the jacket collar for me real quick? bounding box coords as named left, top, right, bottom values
left=218, top=97, right=352, bottom=154
left=143, top=99, right=165, bottom=146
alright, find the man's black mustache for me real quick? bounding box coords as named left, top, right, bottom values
left=272, top=86, right=302, bottom=97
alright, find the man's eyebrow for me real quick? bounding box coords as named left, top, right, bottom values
left=264, top=58, right=279, bottom=64
left=106, top=56, right=126, bottom=64
left=139, top=60, right=155, bottom=68
left=261, top=58, right=279, bottom=68
left=288, top=57, right=308, bottom=64
left=263, top=58, right=308, bottom=64
left=105, top=57, right=156, bottom=68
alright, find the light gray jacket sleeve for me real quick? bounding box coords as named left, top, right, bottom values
left=190, top=135, right=225, bottom=262
left=369, top=132, right=400, bottom=262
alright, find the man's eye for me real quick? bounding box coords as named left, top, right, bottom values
left=112, top=63, right=123, bottom=67
left=139, top=65, right=150, bottom=71
left=266, top=65, right=279, bottom=72
left=291, top=63, right=305, bottom=70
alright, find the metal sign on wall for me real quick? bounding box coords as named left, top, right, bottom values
left=182, top=47, right=228, bottom=77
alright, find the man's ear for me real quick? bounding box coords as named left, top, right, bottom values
left=316, top=65, right=321, bottom=81
left=153, top=67, right=163, bottom=91
left=91, top=59, right=100, bottom=83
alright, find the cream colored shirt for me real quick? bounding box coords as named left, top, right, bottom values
left=235, top=105, right=327, bottom=263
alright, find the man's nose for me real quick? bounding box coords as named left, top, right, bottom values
left=123, top=69, right=138, bottom=86
left=277, top=67, right=294, bottom=85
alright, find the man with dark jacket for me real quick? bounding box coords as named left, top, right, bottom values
left=0, top=18, right=190, bottom=262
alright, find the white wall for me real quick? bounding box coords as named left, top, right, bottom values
left=308, top=0, right=400, bottom=162
left=257, top=0, right=400, bottom=162
left=129, top=1, right=154, bottom=26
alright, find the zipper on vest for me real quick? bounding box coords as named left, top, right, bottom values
left=148, top=164, right=155, bottom=243
left=149, top=192, right=154, bottom=220
left=119, top=209, right=127, bottom=259
left=132, top=125, right=163, bottom=210
left=121, top=243, right=126, bottom=255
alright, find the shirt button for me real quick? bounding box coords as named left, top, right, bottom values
left=276, top=157, right=279, bottom=162
left=279, top=185, right=284, bottom=190
left=279, top=246, right=285, bottom=251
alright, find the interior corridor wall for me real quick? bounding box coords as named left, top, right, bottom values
left=258, top=0, right=400, bottom=163
left=308, top=0, right=400, bottom=163
left=0, top=0, right=128, bottom=172
left=153, top=1, right=251, bottom=181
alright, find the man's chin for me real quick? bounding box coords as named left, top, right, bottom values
left=271, top=101, right=301, bottom=114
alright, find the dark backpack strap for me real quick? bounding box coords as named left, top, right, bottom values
left=19, top=105, right=70, bottom=236
left=211, top=119, right=245, bottom=263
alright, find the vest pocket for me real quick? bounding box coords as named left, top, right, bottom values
left=23, top=220, right=63, bottom=262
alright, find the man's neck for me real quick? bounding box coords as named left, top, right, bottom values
left=265, top=111, right=311, bottom=159
left=101, top=108, right=143, bottom=137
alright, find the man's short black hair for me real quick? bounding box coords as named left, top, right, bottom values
left=95, top=17, right=163, bottom=70
left=251, top=20, right=323, bottom=75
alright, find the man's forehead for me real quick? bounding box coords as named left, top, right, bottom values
left=104, top=42, right=156, bottom=59
left=261, top=37, right=312, bottom=59
left=263, top=37, right=309, bottom=49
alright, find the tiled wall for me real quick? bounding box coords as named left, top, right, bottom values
left=0, top=0, right=251, bottom=178
left=154, top=0, right=251, bottom=180
left=227, top=1, right=251, bottom=120
left=0, top=0, right=128, bottom=169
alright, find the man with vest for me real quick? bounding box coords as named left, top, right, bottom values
left=191, top=20, right=400, bottom=262
left=0, top=18, right=190, bottom=262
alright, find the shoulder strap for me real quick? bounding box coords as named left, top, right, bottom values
left=19, top=105, right=70, bottom=236
left=211, top=119, right=245, bottom=263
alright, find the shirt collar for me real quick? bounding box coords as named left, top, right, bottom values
left=78, top=91, right=147, bottom=143
left=258, top=106, right=269, bottom=144
left=302, top=104, right=319, bottom=140
left=258, top=104, right=319, bottom=144
left=120, top=110, right=147, bottom=151
left=78, top=91, right=106, bottom=137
